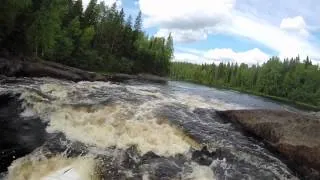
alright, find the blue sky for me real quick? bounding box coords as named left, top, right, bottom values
left=84, top=0, right=320, bottom=65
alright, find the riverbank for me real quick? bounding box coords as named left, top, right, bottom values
left=171, top=79, right=320, bottom=111
left=0, top=57, right=168, bottom=84
left=230, top=87, right=320, bottom=112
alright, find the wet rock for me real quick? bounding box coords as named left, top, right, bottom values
left=121, top=146, right=141, bottom=170
left=96, top=153, right=129, bottom=180
left=107, top=73, right=168, bottom=84
left=192, top=146, right=216, bottom=166
left=217, top=109, right=320, bottom=179
left=41, top=133, right=88, bottom=158
left=141, top=151, right=161, bottom=163
left=0, top=57, right=94, bottom=82
left=0, top=57, right=167, bottom=83
left=0, top=93, right=48, bottom=172
left=139, top=158, right=183, bottom=180
left=96, top=147, right=142, bottom=180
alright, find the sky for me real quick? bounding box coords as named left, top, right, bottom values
left=83, top=0, right=320, bottom=65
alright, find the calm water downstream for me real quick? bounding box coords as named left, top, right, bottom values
left=0, top=78, right=300, bottom=179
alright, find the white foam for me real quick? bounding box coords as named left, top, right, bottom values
left=7, top=156, right=96, bottom=180
left=19, top=91, right=60, bottom=121
left=20, top=107, right=36, bottom=117
left=185, top=163, right=216, bottom=180
left=18, top=83, right=196, bottom=157
left=174, top=93, right=244, bottom=111
left=127, top=85, right=164, bottom=98
left=47, top=105, right=193, bottom=156
left=43, top=166, right=81, bottom=180
left=40, top=84, right=70, bottom=100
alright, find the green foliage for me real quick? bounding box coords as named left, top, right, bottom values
left=0, top=0, right=171, bottom=76
left=27, top=0, right=66, bottom=56
left=170, top=57, right=320, bottom=107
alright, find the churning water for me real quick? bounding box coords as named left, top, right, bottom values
left=0, top=78, right=299, bottom=179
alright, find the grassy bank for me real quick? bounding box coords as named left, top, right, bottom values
left=172, top=79, right=320, bottom=112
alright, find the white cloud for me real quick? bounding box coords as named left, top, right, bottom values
left=82, top=0, right=122, bottom=9
left=174, top=47, right=270, bottom=65
left=205, top=48, right=269, bottom=64
left=139, top=0, right=234, bottom=29
left=236, top=0, right=320, bottom=29
left=155, top=29, right=208, bottom=43
left=174, top=52, right=211, bottom=64
left=280, top=16, right=306, bottom=31
left=280, top=16, right=309, bottom=37
left=227, top=13, right=320, bottom=60
left=140, top=0, right=233, bottom=43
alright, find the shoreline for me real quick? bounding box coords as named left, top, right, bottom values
left=171, top=79, right=320, bottom=112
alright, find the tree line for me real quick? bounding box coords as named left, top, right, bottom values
left=0, top=0, right=173, bottom=76
left=170, top=56, right=320, bottom=107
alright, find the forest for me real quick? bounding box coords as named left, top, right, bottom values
left=170, top=56, right=320, bottom=108
left=0, top=0, right=173, bottom=76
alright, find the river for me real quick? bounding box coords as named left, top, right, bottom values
left=0, top=78, right=299, bottom=179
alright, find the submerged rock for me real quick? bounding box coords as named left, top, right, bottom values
left=217, top=109, right=320, bottom=179
left=192, top=146, right=216, bottom=166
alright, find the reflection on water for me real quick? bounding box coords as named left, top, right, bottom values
left=0, top=78, right=299, bottom=179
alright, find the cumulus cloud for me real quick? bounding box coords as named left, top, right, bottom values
left=227, top=13, right=320, bottom=60
left=280, top=16, right=309, bottom=37
left=174, top=47, right=270, bottom=65
left=155, top=29, right=208, bottom=43
left=204, top=48, right=270, bottom=64
left=139, top=0, right=234, bottom=29
left=140, top=0, right=234, bottom=43
left=174, top=52, right=212, bottom=64
left=280, top=16, right=306, bottom=31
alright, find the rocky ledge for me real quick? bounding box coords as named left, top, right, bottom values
left=217, top=109, right=320, bottom=179
left=0, top=57, right=167, bottom=83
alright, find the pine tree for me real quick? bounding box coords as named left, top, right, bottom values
left=82, top=0, right=99, bottom=28
left=119, top=8, right=125, bottom=25
left=126, top=15, right=133, bottom=28
left=166, top=33, right=174, bottom=58
left=304, top=56, right=312, bottom=67
left=134, top=11, right=142, bottom=32
left=73, top=0, right=83, bottom=18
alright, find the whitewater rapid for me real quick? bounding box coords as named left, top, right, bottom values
left=0, top=78, right=298, bottom=180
